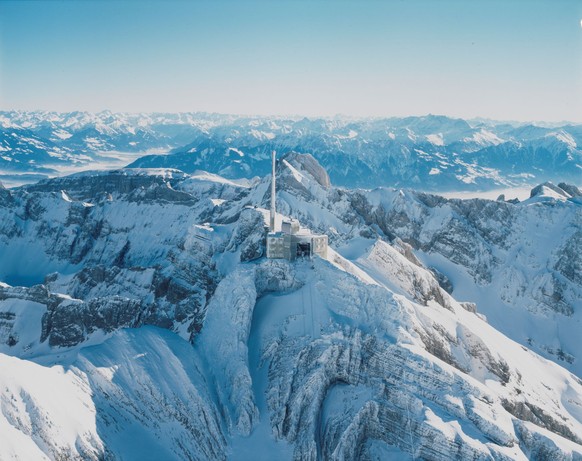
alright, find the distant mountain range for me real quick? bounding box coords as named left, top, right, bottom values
left=0, top=111, right=213, bottom=181
left=1, top=111, right=581, bottom=190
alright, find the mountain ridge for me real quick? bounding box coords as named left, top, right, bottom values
left=2, top=111, right=580, bottom=191
left=0, top=153, right=581, bottom=460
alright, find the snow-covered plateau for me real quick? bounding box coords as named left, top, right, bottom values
left=0, top=152, right=581, bottom=460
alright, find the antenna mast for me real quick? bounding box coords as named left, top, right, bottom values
left=270, top=151, right=276, bottom=232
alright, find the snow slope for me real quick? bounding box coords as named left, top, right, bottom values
left=0, top=327, right=225, bottom=461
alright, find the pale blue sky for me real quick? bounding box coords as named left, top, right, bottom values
left=1, top=0, right=581, bottom=122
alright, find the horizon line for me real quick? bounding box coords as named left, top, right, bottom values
left=1, top=109, right=580, bottom=127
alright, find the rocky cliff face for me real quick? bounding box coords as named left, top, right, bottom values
left=343, top=184, right=582, bottom=373
left=222, top=256, right=582, bottom=461
left=0, top=169, right=257, bottom=349
left=0, top=158, right=581, bottom=460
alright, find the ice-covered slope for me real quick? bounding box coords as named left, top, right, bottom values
left=250, top=156, right=582, bottom=375
left=0, top=155, right=581, bottom=460
left=0, top=327, right=225, bottom=461
left=258, top=156, right=582, bottom=378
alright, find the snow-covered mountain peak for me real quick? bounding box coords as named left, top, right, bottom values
left=0, top=149, right=581, bottom=458
left=547, top=130, right=577, bottom=149
left=277, top=151, right=332, bottom=199
left=463, top=128, right=504, bottom=147
left=527, top=181, right=582, bottom=202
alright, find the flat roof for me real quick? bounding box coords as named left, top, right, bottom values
left=268, top=231, right=326, bottom=238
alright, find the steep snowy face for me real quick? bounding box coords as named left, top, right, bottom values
left=0, top=168, right=261, bottom=349
left=0, top=328, right=226, bottom=461
left=2, top=255, right=582, bottom=460
left=281, top=152, right=331, bottom=189
left=198, top=254, right=582, bottom=461
left=344, top=184, right=582, bottom=376
left=0, top=157, right=581, bottom=460
left=2, top=160, right=579, bottom=375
